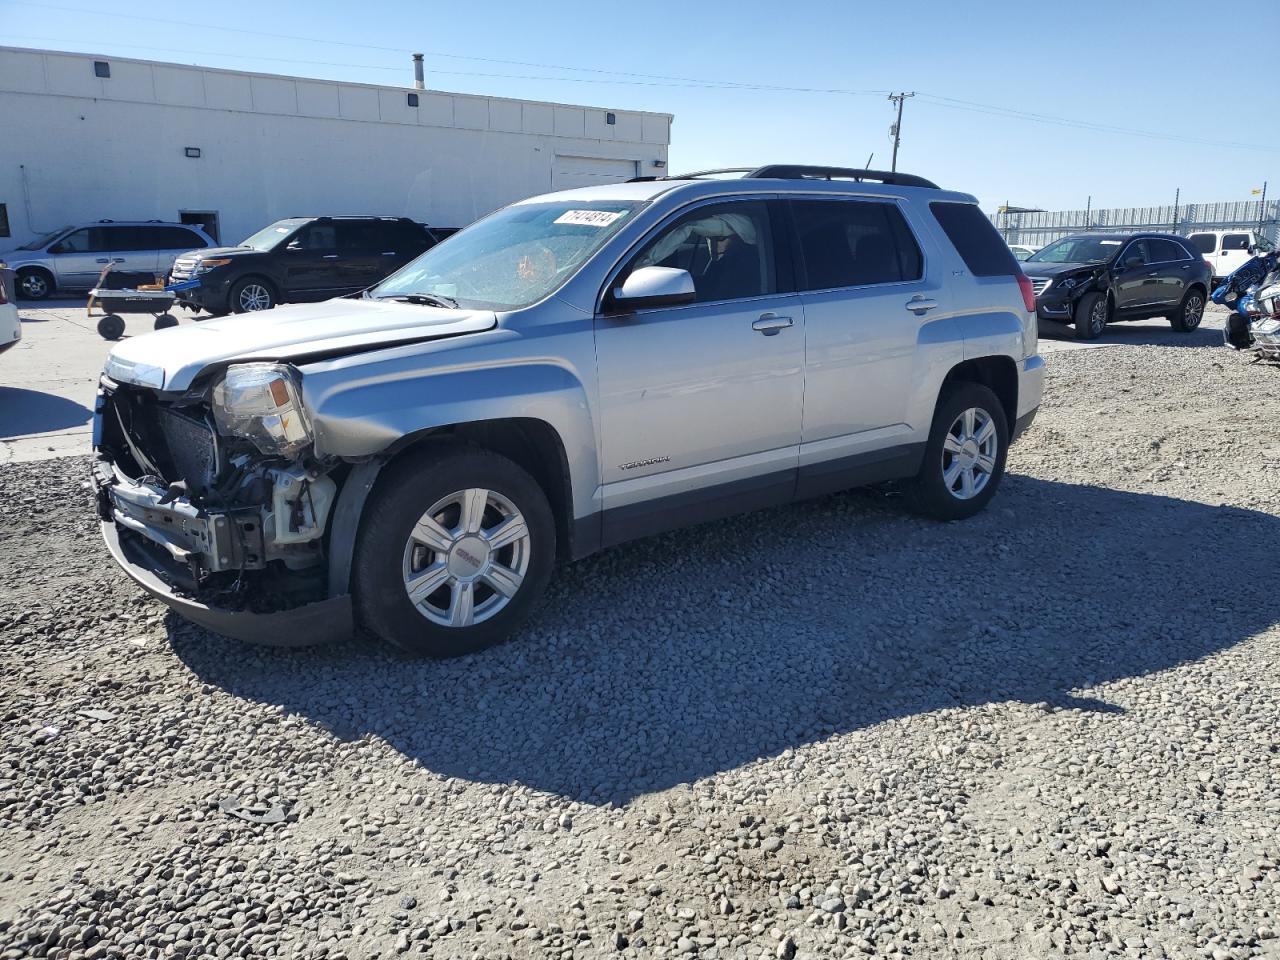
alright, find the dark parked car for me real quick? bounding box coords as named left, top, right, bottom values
left=169, top=216, right=440, bottom=315
left=1022, top=232, right=1211, bottom=339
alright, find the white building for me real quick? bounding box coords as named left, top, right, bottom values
left=0, top=46, right=672, bottom=246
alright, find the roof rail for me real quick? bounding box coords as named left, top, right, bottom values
left=628, top=165, right=939, bottom=188
left=748, top=165, right=939, bottom=188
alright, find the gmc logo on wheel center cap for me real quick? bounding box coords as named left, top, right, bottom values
left=455, top=547, right=483, bottom=568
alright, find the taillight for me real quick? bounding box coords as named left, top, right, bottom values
left=1016, top=272, right=1037, bottom=313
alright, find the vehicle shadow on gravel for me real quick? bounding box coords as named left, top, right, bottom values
left=169, top=476, right=1280, bottom=805
left=0, top=387, right=92, bottom=438
left=1040, top=322, right=1223, bottom=349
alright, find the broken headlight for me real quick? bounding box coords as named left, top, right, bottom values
left=211, top=363, right=313, bottom=458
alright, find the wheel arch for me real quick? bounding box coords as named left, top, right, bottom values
left=940, top=355, right=1018, bottom=436
left=229, top=273, right=278, bottom=309
left=325, top=416, right=580, bottom=601
left=16, top=264, right=55, bottom=296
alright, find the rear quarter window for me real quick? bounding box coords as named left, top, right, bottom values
left=1188, top=233, right=1217, bottom=253
left=929, top=202, right=1019, bottom=277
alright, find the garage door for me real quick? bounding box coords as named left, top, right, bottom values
left=552, top=156, right=639, bottom=191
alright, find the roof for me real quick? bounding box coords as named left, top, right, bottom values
left=527, top=176, right=978, bottom=206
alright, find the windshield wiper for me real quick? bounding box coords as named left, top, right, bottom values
left=377, top=293, right=458, bottom=308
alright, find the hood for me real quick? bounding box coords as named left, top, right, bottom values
left=177, top=245, right=264, bottom=260
left=104, top=297, right=497, bottom=392
left=1020, top=261, right=1104, bottom=279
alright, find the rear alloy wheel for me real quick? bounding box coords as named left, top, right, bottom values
left=230, top=278, right=275, bottom=313
left=17, top=269, right=53, bottom=301
left=1171, top=289, right=1205, bottom=332
left=354, top=446, right=555, bottom=657
left=908, top=382, right=1009, bottom=521
left=1074, top=291, right=1108, bottom=340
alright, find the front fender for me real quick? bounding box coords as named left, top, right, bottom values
left=300, top=336, right=599, bottom=528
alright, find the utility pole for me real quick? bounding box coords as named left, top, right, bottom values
left=1258, top=181, right=1268, bottom=234
left=887, top=92, right=915, bottom=172
left=1172, top=188, right=1180, bottom=232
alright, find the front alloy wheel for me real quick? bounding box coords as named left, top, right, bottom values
left=231, top=279, right=274, bottom=313
left=18, top=270, right=51, bottom=300
left=354, top=446, right=555, bottom=657
left=402, top=488, right=531, bottom=628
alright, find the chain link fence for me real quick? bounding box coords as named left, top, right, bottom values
left=991, top=199, right=1280, bottom=249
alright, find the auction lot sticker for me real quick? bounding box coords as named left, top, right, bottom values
left=555, top=210, right=624, bottom=227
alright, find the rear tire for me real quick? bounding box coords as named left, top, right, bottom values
left=17, top=268, right=53, bottom=301
left=353, top=445, right=556, bottom=658
left=1074, top=291, right=1108, bottom=340
left=907, top=382, right=1009, bottom=522
left=229, top=277, right=276, bottom=313
left=97, top=315, right=125, bottom=340
left=1170, top=288, right=1205, bottom=332
left=153, top=313, right=178, bottom=331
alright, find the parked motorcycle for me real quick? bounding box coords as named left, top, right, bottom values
left=1212, top=252, right=1280, bottom=351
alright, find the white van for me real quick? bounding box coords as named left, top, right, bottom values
left=1187, top=229, right=1275, bottom=282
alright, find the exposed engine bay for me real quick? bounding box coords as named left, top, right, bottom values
left=93, top=371, right=342, bottom=609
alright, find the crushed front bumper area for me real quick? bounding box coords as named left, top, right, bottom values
left=92, top=459, right=353, bottom=646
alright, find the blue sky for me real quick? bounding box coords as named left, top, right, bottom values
left=4, top=0, right=1277, bottom=212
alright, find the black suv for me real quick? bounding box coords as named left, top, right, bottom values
left=169, top=217, right=439, bottom=315
left=1021, top=232, right=1211, bottom=339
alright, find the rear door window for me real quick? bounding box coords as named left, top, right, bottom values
left=1148, top=238, right=1187, bottom=263
left=929, top=201, right=1019, bottom=277
left=336, top=220, right=383, bottom=253
left=1222, top=234, right=1250, bottom=251
left=790, top=199, right=922, bottom=290
left=1188, top=233, right=1217, bottom=253
left=143, top=226, right=207, bottom=249
left=390, top=221, right=431, bottom=254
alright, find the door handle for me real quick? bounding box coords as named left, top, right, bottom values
left=381, top=251, right=397, bottom=256
left=1146, top=272, right=1158, bottom=277
left=905, top=295, right=938, bottom=315
left=322, top=254, right=339, bottom=260
left=752, top=314, right=793, bottom=335
left=96, top=258, right=110, bottom=263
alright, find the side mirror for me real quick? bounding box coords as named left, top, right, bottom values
left=48, top=242, right=67, bottom=255
left=610, top=266, right=696, bottom=311
left=1123, top=257, right=1144, bottom=270
left=1248, top=245, right=1258, bottom=256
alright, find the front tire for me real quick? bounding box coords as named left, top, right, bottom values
left=1170, top=288, right=1205, bottom=332
left=353, top=445, right=556, bottom=657
left=17, top=268, right=53, bottom=301
left=908, top=382, right=1009, bottom=521
left=229, top=277, right=276, bottom=313
left=1074, top=291, right=1108, bottom=340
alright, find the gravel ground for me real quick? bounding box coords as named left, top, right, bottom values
left=2, top=311, right=1280, bottom=960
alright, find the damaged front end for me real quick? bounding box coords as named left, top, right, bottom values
left=92, top=361, right=354, bottom=644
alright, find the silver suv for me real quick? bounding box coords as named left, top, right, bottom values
left=92, top=165, right=1045, bottom=657
left=3, top=221, right=215, bottom=299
